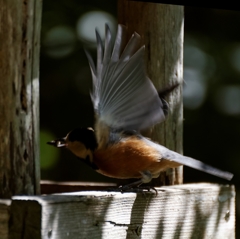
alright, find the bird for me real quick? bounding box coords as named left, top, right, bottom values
left=47, top=24, right=233, bottom=189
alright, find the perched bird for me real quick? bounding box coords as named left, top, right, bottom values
left=48, top=24, right=233, bottom=188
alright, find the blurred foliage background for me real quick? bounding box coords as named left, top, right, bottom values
left=40, top=1, right=239, bottom=237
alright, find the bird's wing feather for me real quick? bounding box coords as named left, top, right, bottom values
left=86, top=24, right=165, bottom=132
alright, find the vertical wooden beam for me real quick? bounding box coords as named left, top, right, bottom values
left=0, top=0, right=42, bottom=197
left=0, top=200, right=11, bottom=239
left=118, top=1, right=184, bottom=185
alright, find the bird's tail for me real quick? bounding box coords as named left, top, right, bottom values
left=158, top=83, right=180, bottom=99
left=142, top=136, right=233, bottom=181
left=158, top=83, right=180, bottom=116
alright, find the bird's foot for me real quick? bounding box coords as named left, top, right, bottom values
left=119, top=185, right=158, bottom=195
left=107, top=180, right=157, bottom=195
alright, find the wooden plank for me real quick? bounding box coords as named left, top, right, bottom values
left=118, top=1, right=184, bottom=185
left=0, top=0, right=42, bottom=197
left=8, top=183, right=235, bottom=239
left=40, top=180, right=117, bottom=194
left=0, top=200, right=11, bottom=239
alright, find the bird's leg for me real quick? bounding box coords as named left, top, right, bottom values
left=107, top=171, right=158, bottom=194
left=139, top=170, right=153, bottom=184
left=118, top=171, right=158, bottom=194
left=118, top=179, right=143, bottom=190
left=118, top=170, right=151, bottom=190
left=106, top=180, right=142, bottom=193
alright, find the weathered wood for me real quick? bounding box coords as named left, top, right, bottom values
left=8, top=183, right=235, bottom=239
left=0, top=0, right=42, bottom=197
left=41, top=180, right=117, bottom=194
left=0, top=200, right=11, bottom=239
left=118, top=1, right=184, bottom=186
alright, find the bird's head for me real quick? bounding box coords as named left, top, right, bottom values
left=47, top=127, right=98, bottom=159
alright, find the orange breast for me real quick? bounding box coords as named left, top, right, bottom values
left=93, top=136, right=179, bottom=179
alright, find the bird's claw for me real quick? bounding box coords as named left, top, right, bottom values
left=107, top=184, right=158, bottom=196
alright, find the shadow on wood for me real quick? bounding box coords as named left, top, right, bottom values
left=3, top=183, right=235, bottom=239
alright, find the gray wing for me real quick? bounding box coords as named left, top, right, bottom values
left=85, top=24, right=165, bottom=131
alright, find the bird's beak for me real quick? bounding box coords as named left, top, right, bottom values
left=47, top=137, right=67, bottom=148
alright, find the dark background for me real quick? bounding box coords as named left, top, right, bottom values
left=40, top=2, right=239, bottom=237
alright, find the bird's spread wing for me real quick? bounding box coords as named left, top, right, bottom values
left=85, top=24, right=165, bottom=132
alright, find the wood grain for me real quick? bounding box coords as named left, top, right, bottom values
left=118, top=1, right=184, bottom=185
left=0, top=0, right=42, bottom=197
left=0, top=200, right=11, bottom=239
left=8, top=183, right=235, bottom=239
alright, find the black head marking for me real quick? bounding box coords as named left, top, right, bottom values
left=67, top=128, right=98, bottom=151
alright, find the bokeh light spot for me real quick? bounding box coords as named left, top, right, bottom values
left=183, top=38, right=217, bottom=109
left=184, top=44, right=207, bottom=72
left=43, top=25, right=76, bottom=58
left=184, top=37, right=216, bottom=78
left=76, top=11, right=116, bottom=45
left=214, top=85, right=240, bottom=115
left=231, top=45, right=240, bottom=73
left=183, top=68, right=206, bottom=109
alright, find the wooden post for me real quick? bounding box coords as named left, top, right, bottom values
left=0, top=0, right=42, bottom=197
left=0, top=200, right=11, bottom=239
left=118, top=1, right=184, bottom=185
